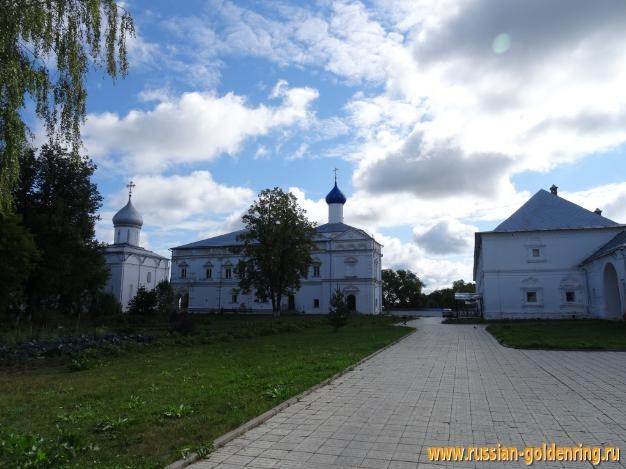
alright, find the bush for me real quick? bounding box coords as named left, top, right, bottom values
left=127, top=287, right=157, bottom=317
left=155, top=280, right=177, bottom=318
left=89, top=291, right=122, bottom=320
left=328, top=287, right=351, bottom=331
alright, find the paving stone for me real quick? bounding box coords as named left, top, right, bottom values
left=189, top=318, right=626, bottom=468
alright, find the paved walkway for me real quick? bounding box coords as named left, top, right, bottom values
left=190, top=318, right=626, bottom=468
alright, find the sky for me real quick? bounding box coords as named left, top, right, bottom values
left=69, top=0, right=626, bottom=291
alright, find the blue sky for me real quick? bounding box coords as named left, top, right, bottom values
left=74, top=0, right=626, bottom=290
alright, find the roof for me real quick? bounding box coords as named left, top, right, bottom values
left=325, top=183, right=347, bottom=205
left=172, top=222, right=374, bottom=250
left=582, top=230, right=626, bottom=264
left=105, top=243, right=168, bottom=260
left=494, top=189, right=619, bottom=232
left=112, top=198, right=143, bottom=227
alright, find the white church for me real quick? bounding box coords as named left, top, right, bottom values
left=170, top=181, right=383, bottom=314
left=104, top=183, right=170, bottom=309
left=474, top=185, right=626, bottom=320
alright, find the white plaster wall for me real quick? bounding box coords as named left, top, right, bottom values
left=170, top=235, right=382, bottom=314
left=478, top=228, right=624, bottom=319
left=584, top=252, right=626, bottom=319
left=105, top=252, right=169, bottom=310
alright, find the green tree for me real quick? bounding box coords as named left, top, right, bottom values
left=235, top=187, right=317, bottom=315
left=426, top=288, right=455, bottom=309
left=127, top=286, right=157, bottom=317
left=0, top=0, right=135, bottom=213
left=155, top=280, right=177, bottom=317
left=452, top=279, right=476, bottom=293
left=382, top=269, right=426, bottom=309
left=13, top=145, right=109, bottom=321
left=0, top=212, right=39, bottom=320
left=426, top=280, right=474, bottom=309
left=328, top=287, right=350, bottom=331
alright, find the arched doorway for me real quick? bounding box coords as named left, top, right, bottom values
left=178, top=292, right=189, bottom=310
left=603, top=263, right=621, bottom=319
left=347, top=294, right=356, bottom=312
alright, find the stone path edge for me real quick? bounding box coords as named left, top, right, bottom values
left=165, top=326, right=417, bottom=469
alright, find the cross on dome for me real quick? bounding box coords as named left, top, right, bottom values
left=126, top=180, right=136, bottom=199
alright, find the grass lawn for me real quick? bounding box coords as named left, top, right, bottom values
left=0, top=316, right=411, bottom=468
left=486, top=320, right=626, bottom=350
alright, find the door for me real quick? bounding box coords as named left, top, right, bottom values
left=347, top=294, right=356, bottom=312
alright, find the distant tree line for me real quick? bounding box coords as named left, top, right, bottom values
left=382, top=269, right=475, bottom=310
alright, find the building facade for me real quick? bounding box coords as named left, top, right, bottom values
left=170, top=183, right=383, bottom=314
left=474, top=185, right=626, bottom=319
left=104, top=184, right=170, bottom=310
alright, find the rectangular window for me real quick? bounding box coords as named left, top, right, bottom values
left=532, top=248, right=541, bottom=258
left=313, top=265, right=320, bottom=277
left=181, top=268, right=187, bottom=279
left=147, top=272, right=152, bottom=283
left=206, top=268, right=212, bottom=279
left=566, top=291, right=576, bottom=302
left=526, top=291, right=537, bottom=303
left=231, top=294, right=238, bottom=303
left=313, top=299, right=320, bottom=308
left=225, top=268, right=232, bottom=279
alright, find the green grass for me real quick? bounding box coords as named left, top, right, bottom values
left=486, top=320, right=626, bottom=350
left=0, top=316, right=411, bottom=468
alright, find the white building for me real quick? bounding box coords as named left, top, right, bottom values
left=170, top=182, right=383, bottom=314
left=474, top=185, right=626, bottom=319
left=104, top=183, right=170, bottom=309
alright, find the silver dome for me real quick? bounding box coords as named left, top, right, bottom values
left=112, top=198, right=143, bottom=227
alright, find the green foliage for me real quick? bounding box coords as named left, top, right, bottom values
left=89, top=291, right=122, bottom=319
left=426, top=279, right=476, bottom=309
left=127, top=286, right=157, bottom=317
left=382, top=269, right=426, bottom=309
left=0, top=426, right=99, bottom=467
left=13, top=145, right=109, bottom=322
left=452, top=279, right=476, bottom=293
left=486, top=320, right=626, bottom=350
left=155, top=280, right=177, bottom=317
left=162, top=404, right=194, bottom=419
left=0, top=316, right=411, bottom=466
left=0, top=0, right=134, bottom=213
left=328, top=287, right=351, bottom=331
left=0, top=212, right=39, bottom=318
left=235, top=187, right=317, bottom=314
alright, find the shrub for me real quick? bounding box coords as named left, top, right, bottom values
left=328, top=287, right=351, bottom=331
left=127, top=287, right=157, bottom=317
left=89, top=291, right=122, bottom=320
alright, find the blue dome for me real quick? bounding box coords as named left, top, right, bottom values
left=112, top=198, right=143, bottom=227
left=325, top=183, right=347, bottom=205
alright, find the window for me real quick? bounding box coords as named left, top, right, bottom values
left=225, top=268, right=232, bottom=279
left=206, top=268, right=212, bottom=279
left=231, top=294, right=238, bottom=303
left=313, top=265, right=320, bottom=277
left=565, top=291, right=576, bottom=303
left=126, top=229, right=130, bottom=242
left=526, top=243, right=546, bottom=263
left=526, top=291, right=537, bottom=303
left=147, top=272, right=152, bottom=283
left=181, top=268, right=187, bottom=279
left=313, top=299, right=320, bottom=308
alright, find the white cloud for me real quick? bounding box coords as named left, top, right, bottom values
left=84, top=82, right=319, bottom=172
left=413, top=220, right=477, bottom=255
left=376, top=233, right=471, bottom=291
left=107, top=171, right=255, bottom=227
